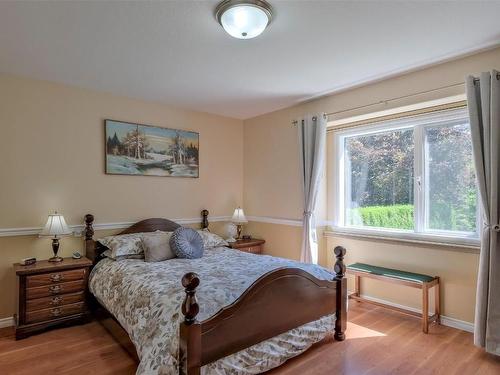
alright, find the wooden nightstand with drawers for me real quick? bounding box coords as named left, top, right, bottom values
left=14, top=257, right=92, bottom=339
left=228, top=239, right=265, bottom=254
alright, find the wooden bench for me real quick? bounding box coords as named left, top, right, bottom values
left=346, top=263, right=440, bottom=333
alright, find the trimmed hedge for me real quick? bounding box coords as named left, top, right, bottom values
left=348, top=203, right=476, bottom=232
left=348, top=204, right=414, bottom=229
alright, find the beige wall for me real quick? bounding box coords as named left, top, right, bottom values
left=2, top=47, right=499, bottom=323
left=1, top=74, right=243, bottom=228
left=243, top=46, right=500, bottom=324
left=246, top=222, right=328, bottom=267
left=0, top=74, right=243, bottom=319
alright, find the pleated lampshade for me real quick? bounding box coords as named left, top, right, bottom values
left=231, top=208, right=248, bottom=224
left=39, top=212, right=72, bottom=237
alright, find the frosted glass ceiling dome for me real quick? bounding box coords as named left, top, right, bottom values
left=215, top=0, right=274, bottom=39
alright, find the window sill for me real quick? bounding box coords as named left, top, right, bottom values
left=324, top=226, right=480, bottom=252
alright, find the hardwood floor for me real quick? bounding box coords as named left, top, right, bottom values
left=1, top=303, right=499, bottom=374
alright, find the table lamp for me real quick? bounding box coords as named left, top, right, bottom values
left=231, top=207, right=248, bottom=240
left=39, top=212, right=72, bottom=262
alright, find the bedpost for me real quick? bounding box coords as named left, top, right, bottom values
left=201, top=209, right=209, bottom=231
left=179, top=272, right=202, bottom=375
left=84, top=214, right=97, bottom=262
left=333, top=246, right=347, bottom=341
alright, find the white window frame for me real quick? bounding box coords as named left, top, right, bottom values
left=331, top=106, right=480, bottom=247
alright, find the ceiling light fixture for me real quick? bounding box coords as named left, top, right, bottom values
left=215, top=0, right=274, bottom=39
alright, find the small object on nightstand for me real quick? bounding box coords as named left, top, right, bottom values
left=14, top=257, right=92, bottom=340
left=20, top=257, right=37, bottom=266
left=39, top=212, right=73, bottom=262
left=228, top=238, right=265, bottom=255
left=72, top=251, right=82, bottom=259
left=242, top=235, right=251, bottom=240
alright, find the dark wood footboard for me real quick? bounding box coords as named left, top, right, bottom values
left=179, top=246, right=347, bottom=375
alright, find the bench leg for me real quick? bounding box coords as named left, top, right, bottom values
left=422, top=283, right=429, bottom=334
left=354, top=275, right=360, bottom=297
left=435, top=278, right=441, bottom=325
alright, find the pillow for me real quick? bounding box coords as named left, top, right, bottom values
left=196, top=229, right=229, bottom=248
left=102, top=249, right=144, bottom=261
left=170, top=227, right=204, bottom=259
left=97, top=233, right=144, bottom=259
left=142, top=231, right=176, bottom=262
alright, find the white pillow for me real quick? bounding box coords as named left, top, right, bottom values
left=142, top=231, right=176, bottom=262
left=196, top=229, right=229, bottom=248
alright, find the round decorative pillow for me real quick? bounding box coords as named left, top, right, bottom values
left=170, top=227, right=204, bottom=259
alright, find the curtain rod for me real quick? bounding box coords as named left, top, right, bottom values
left=291, top=113, right=327, bottom=125
left=323, top=82, right=464, bottom=119
left=291, top=72, right=499, bottom=126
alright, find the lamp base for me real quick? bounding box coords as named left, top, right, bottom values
left=50, top=237, right=63, bottom=262
left=236, top=224, right=243, bottom=240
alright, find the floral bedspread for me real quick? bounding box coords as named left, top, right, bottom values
left=89, top=247, right=336, bottom=375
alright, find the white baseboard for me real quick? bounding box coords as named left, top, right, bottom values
left=349, top=292, right=474, bottom=333
left=439, top=315, right=475, bottom=333
left=0, top=316, right=14, bottom=329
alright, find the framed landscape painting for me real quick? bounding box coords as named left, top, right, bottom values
left=105, top=119, right=199, bottom=178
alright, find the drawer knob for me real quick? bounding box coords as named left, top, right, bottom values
left=50, top=274, right=63, bottom=282
left=49, top=285, right=61, bottom=294
left=50, top=296, right=63, bottom=305
left=51, top=308, right=62, bottom=317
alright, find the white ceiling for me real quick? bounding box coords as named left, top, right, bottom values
left=1, top=1, right=500, bottom=120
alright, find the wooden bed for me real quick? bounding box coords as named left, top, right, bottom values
left=84, top=210, right=347, bottom=375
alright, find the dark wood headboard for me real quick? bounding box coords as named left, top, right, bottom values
left=84, top=210, right=211, bottom=264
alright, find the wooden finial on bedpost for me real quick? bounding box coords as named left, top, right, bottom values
left=201, top=209, right=209, bottom=231
left=84, top=214, right=94, bottom=240
left=334, top=246, right=346, bottom=280
left=84, top=214, right=97, bottom=263
left=180, top=272, right=202, bottom=375
left=333, top=246, right=347, bottom=341
left=181, top=272, right=200, bottom=324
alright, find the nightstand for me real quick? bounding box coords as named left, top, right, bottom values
left=228, top=239, right=265, bottom=254
left=14, top=257, right=92, bottom=339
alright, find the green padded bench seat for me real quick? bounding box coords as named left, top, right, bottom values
left=346, top=262, right=440, bottom=333
left=347, top=263, right=436, bottom=284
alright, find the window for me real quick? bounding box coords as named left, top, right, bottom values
left=333, top=107, right=478, bottom=244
